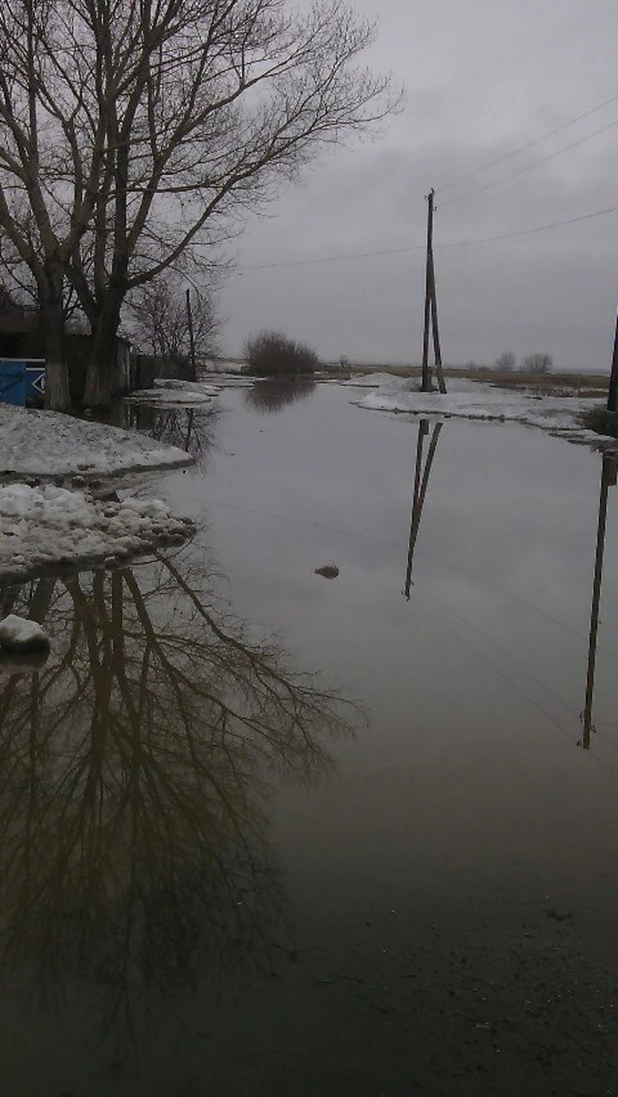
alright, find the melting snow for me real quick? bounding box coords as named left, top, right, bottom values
left=352, top=376, right=610, bottom=442
left=0, top=482, right=194, bottom=583
left=0, top=403, right=193, bottom=479
left=127, top=383, right=219, bottom=405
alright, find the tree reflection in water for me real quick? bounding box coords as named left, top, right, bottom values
left=244, top=379, right=317, bottom=414
left=116, top=400, right=222, bottom=473
left=0, top=548, right=353, bottom=1048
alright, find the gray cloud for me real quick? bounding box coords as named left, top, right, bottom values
left=220, top=0, right=618, bottom=371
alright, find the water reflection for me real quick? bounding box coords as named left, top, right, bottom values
left=110, top=401, right=221, bottom=472
left=404, top=418, right=443, bottom=598
left=0, top=549, right=352, bottom=1050
left=244, top=379, right=317, bottom=414
left=582, top=453, right=618, bottom=749
left=399, top=421, right=617, bottom=753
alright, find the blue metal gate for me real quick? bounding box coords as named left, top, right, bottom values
left=0, top=360, right=28, bottom=406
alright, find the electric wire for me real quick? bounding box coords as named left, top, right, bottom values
left=436, top=88, right=618, bottom=195
left=439, top=115, right=618, bottom=209
left=236, top=202, right=618, bottom=272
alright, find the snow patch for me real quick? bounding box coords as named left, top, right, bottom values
left=0, top=482, right=195, bottom=583
left=127, top=379, right=219, bottom=405
left=0, top=404, right=193, bottom=479
left=352, top=376, right=609, bottom=441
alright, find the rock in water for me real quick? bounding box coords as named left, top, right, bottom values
left=0, top=615, right=50, bottom=654
left=315, top=565, right=339, bottom=579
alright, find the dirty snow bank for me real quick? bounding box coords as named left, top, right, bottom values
left=344, top=372, right=402, bottom=389
left=127, top=378, right=221, bottom=405
left=0, top=403, right=193, bottom=480
left=353, top=376, right=608, bottom=441
left=0, top=482, right=194, bottom=583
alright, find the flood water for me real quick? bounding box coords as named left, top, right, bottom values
left=3, top=383, right=618, bottom=1095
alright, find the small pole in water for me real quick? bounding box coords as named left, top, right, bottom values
left=186, top=287, right=197, bottom=381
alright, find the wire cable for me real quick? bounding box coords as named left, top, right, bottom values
left=440, top=115, right=618, bottom=209
left=436, top=88, right=618, bottom=195
left=236, top=202, right=618, bottom=272
left=436, top=202, right=618, bottom=247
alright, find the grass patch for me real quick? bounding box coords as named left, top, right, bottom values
left=580, top=406, right=618, bottom=439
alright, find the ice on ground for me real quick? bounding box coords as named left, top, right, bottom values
left=352, top=376, right=610, bottom=441
left=343, top=372, right=402, bottom=389
left=127, top=379, right=220, bottom=405
left=0, top=403, right=193, bottom=479
left=0, top=615, right=50, bottom=653
left=153, top=378, right=220, bottom=393
left=0, top=482, right=195, bottom=583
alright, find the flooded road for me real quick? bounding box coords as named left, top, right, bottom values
left=3, top=383, right=618, bottom=1095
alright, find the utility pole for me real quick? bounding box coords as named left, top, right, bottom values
left=420, top=189, right=447, bottom=395
left=429, top=252, right=447, bottom=395
left=607, top=309, right=618, bottom=412
left=186, top=288, right=197, bottom=381
left=421, top=193, right=434, bottom=392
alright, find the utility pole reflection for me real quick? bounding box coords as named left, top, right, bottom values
left=404, top=418, right=443, bottom=598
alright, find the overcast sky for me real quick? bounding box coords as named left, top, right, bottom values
left=220, top=0, right=618, bottom=371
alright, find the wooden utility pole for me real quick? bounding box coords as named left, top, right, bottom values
left=186, top=288, right=197, bottom=381
left=421, top=193, right=434, bottom=392
left=420, top=190, right=447, bottom=395
left=607, top=309, right=618, bottom=412
left=429, top=253, right=447, bottom=395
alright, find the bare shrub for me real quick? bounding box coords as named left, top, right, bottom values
left=244, top=332, right=319, bottom=377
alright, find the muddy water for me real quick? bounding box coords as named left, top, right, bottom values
left=3, top=383, right=618, bottom=1096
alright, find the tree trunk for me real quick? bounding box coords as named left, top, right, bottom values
left=83, top=308, right=120, bottom=409
left=41, top=289, right=71, bottom=412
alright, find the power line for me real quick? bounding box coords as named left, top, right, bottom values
left=238, top=243, right=426, bottom=271
left=236, top=202, right=618, bottom=272
left=439, top=115, right=618, bottom=209
left=437, top=202, right=618, bottom=247
left=436, top=88, right=618, bottom=195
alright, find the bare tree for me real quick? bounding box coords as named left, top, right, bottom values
left=494, top=351, right=516, bottom=372
left=127, top=276, right=221, bottom=372
left=0, top=1, right=397, bottom=410
left=521, top=353, right=553, bottom=375
left=244, top=330, right=319, bottom=376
